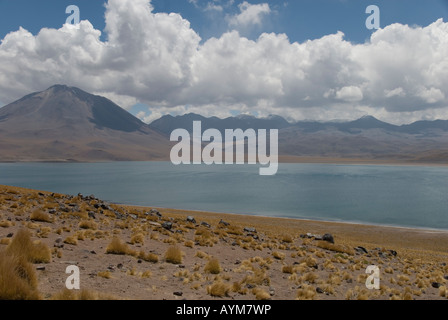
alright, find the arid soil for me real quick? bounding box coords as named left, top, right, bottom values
left=0, top=185, right=447, bottom=300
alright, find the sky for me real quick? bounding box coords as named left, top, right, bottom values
left=0, top=0, right=447, bottom=124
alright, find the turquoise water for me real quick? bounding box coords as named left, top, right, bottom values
left=0, top=162, right=447, bottom=230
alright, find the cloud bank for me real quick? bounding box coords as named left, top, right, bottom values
left=0, top=0, right=447, bottom=124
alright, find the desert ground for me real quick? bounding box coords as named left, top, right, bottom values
left=0, top=184, right=447, bottom=300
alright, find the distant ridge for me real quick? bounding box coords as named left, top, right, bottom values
left=1, top=85, right=448, bottom=163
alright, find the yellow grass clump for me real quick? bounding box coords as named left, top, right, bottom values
left=0, top=250, right=40, bottom=300
left=204, top=257, right=221, bottom=274
left=30, top=209, right=52, bottom=223
left=207, top=281, right=230, bottom=298
left=7, top=229, right=51, bottom=263
left=165, top=246, right=183, bottom=264
left=78, top=220, right=98, bottom=230
left=106, top=237, right=131, bottom=255
left=98, top=271, right=112, bottom=279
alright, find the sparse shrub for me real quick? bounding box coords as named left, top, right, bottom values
left=204, top=257, right=221, bottom=274
left=296, top=284, right=316, bottom=300
left=252, top=288, right=271, bottom=300
left=0, top=250, right=40, bottom=300
left=78, top=220, right=98, bottom=230
left=207, top=281, right=230, bottom=297
left=282, top=265, right=294, bottom=274
left=130, top=233, right=145, bottom=245
left=184, top=240, right=194, bottom=248
left=165, top=246, right=183, bottom=264
left=0, top=220, right=13, bottom=228
left=106, top=237, right=130, bottom=255
left=7, top=229, right=51, bottom=263
left=138, top=251, right=159, bottom=263
left=141, top=270, right=152, bottom=278
left=30, top=209, right=52, bottom=223
left=281, top=234, right=293, bottom=243
left=64, top=235, right=78, bottom=246
left=272, top=251, right=285, bottom=260
left=98, top=271, right=112, bottom=279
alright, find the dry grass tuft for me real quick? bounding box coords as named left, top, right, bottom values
left=106, top=237, right=130, bottom=255
left=7, top=229, right=51, bottom=263
left=30, top=209, right=52, bottom=223
left=0, top=250, right=40, bottom=300
left=98, top=271, right=112, bottom=279
left=78, top=220, right=98, bottom=230
left=165, top=246, right=183, bottom=264
left=204, top=257, right=221, bottom=274
left=207, top=281, right=230, bottom=297
left=51, top=288, right=117, bottom=300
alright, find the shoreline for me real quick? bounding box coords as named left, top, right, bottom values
left=0, top=157, right=447, bottom=168
left=125, top=203, right=448, bottom=233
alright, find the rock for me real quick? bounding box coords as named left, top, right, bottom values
left=219, top=219, right=230, bottom=226
left=316, top=287, right=324, bottom=294
left=355, top=246, right=368, bottom=254
left=150, top=209, right=162, bottom=217
left=88, top=212, right=96, bottom=219
left=49, top=209, right=57, bottom=215
left=38, top=192, right=45, bottom=196
left=6, top=233, right=13, bottom=238
left=114, top=211, right=125, bottom=220
left=94, top=203, right=100, bottom=209
left=117, top=263, right=123, bottom=269
left=137, top=260, right=142, bottom=264
left=129, top=214, right=138, bottom=220
left=148, top=221, right=162, bottom=227
left=162, top=222, right=173, bottom=230
left=244, top=227, right=257, bottom=233
left=322, top=234, right=334, bottom=244
left=101, top=204, right=110, bottom=211
left=269, top=287, right=275, bottom=296
left=389, top=250, right=398, bottom=257
left=186, top=216, right=196, bottom=224
left=201, top=222, right=211, bottom=228
left=173, top=292, right=183, bottom=297
left=432, top=282, right=442, bottom=289
left=36, top=266, right=46, bottom=271
left=90, top=251, right=96, bottom=255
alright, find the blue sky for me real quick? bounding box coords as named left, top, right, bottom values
left=0, top=0, right=447, bottom=124
left=1, top=0, right=447, bottom=43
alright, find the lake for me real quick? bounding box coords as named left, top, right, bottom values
left=0, top=161, right=447, bottom=230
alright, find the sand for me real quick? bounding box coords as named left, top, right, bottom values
left=0, top=184, right=447, bottom=300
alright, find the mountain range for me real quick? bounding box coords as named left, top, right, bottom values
left=1, top=85, right=448, bottom=163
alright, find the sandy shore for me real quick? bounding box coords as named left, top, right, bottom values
left=0, top=184, right=447, bottom=300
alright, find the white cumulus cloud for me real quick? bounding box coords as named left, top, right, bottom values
left=0, top=0, right=447, bottom=125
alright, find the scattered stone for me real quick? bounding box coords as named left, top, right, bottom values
left=173, top=292, right=183, bottom=297
left=93, top=203, right=100, bottom=209
left=38, top=192, right=45, bottom=196
left=269, top=287, right=275, bottom=296
left=129, top=214, right=138, bottom=220
left=148, top=221, right=162, bottom=227
left=432, top=282, right=441, bottom=289
left=389, top=250, right=398, bottom=257
left=178, top=265, right=186, bottom=269
left=235, top=260, right=241, bottom=265
left=114, top=211, right=126, bottom=220
left=201, top=222, right=211, bottom=228
left=117, top=263, right=123, bottom=269
left=355, top=246, right=368, bottom=254
left=137, top=260, right=142, bottom=264
left=322, top=234, right=334, bottom=244
left=108, top=265, right=115, bottom=271
left=316, top=287, right=324, bottom=294
left=162, top=222, right=173, bottom=230
left=444, top=275, right=448, bottom=281
left=36, top=266, right=46, bottom=271
left=90, top=251, right=96, bottom=255
left=186, top=216, right=196, bottom=224
left=244, top=227, right=257, bottom=233
left=88, top=212, right=96, bottom=219
left=219, top=219, right=230, bottom=226
left=6, top=233, right=13, bottom=238
left=49, top=209, right=57, bottom=215
left=150, top=209, right=162, bottom=217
